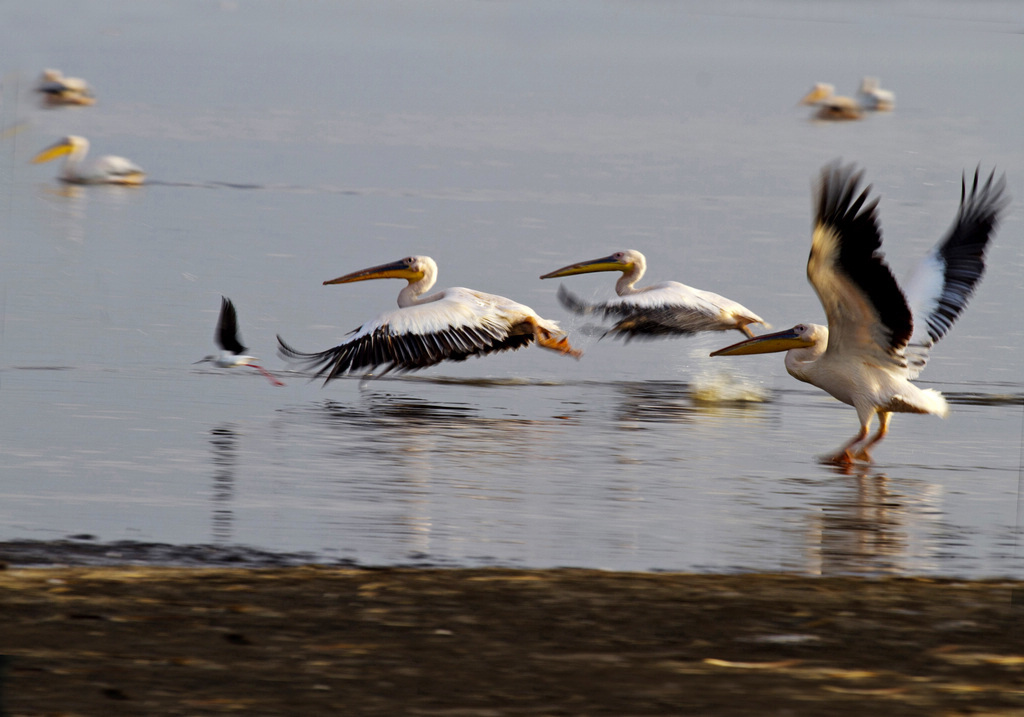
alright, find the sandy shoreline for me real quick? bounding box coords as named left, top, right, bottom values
left=1, top=566, right=1023, bottom=715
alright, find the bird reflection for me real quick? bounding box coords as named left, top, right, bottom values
left=208, top=424, right=238, bottom=544
left=804, top=464, right=941, bottom=576
left=615, top=381, right=696, bottom=425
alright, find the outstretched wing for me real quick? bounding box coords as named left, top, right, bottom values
left=278, top=288, right=540, bottom=382
left=902, top=168, right=1008, bottom=377
left=808, top=162, right=912, bottom=370
left=216, top=297, right=247, bottom=355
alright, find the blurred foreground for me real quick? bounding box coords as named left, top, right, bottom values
left=2, top=567, right=1023, bottom=715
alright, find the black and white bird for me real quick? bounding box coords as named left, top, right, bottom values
left=195, top=297, right=284, bottom=386
left=712, top=162, right=1007, bottom=464
left=278, top=255, right=581, bottom=383
left=540, top=249, right=766, bottom=341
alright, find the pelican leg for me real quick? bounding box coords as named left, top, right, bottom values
left=528, top=319, right=582, bottom=359
left=820, top=424, right=871, bottom=465
left=853, top=411, right=891, bottom=462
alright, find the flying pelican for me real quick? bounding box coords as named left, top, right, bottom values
left=36, top=69, right=95, bottom=106
left=277, top=255, right=581, bottom=383
left=195, top=297, right=284, bottom=386
left=857, top=76, right=895, bottom=112
left=540, top=249, right=766, bottom=341
left=32, top=135, right=145, bottom=185
left=798, top=82, right=863, bottom=121
left=711, top=162, right=1007, bottom=464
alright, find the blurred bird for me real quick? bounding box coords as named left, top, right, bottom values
left=195, top=297, right=284, bottom=386
left=857, top=76, right=895, bottom=111
left=32, top=135, right=145, bottom=185
left=541, top=249, right=766, bottom=341
left=35, top=69, right=95, bottom=106
left=798, top=82, right=863, bottom=120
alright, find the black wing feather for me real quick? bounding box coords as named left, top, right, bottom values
left=217, top=297, right=247, bottom=355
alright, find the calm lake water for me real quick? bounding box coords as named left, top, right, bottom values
left=1, top=0, right=1022, bottom=577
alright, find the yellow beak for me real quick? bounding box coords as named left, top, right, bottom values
left=324, top=259, right=423, bottom=285
left=32, top=140, right=74, bottom=164
left=540, top=254, right=629, bottom=279
left=710, top=327, right=815, bottom=357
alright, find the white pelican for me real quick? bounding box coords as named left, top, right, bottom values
left=857, top=76, right=895, bottom=112
left=195, top=297, right=284, bottom=386
left=277, top=255, right=581, bottom=382
left=798, top=82, right=863, bottom=121
left=36, top=69, right=95, bottom=106
left=32, top=135, right=145, bottom=185
left=711, top=162, right=1007, bottom=464
left=540, top=249, right=766, bottom=341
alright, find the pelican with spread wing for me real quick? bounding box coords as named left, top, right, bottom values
left=540, top=249, right=766, bottom=341
left=712, top=162, right=1007, bottom=464
left=278, top=255, right=581, bottom=383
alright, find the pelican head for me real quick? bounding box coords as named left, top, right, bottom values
left=324, top=255, right=434, bottom=285
left=710, top=323, right=821, bottom=356
left=32, top=135, right=86, bottom=164
left=540, top=250, right=643, bottom=279
left=798, top=83, right=835, bottom=106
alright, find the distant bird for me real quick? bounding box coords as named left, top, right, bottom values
left=35, top=69, right=95, bottom=106
left=540, top=249, right=766, bottom=341
left=32, top=135, right=145, bottom=185
left=711, top=162, right=1007, bottom=464
left=278, top=255, right=581, bottom=383
left=798, top=82, right=863, bottom=121
left=195, top=297, right=284, bottom=386
left=857, top=76, right=895, bottom=111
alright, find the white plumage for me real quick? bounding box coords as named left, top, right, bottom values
left=278, top=255, right=580, bottom=382
left=32, top=135, right=145, bottom=185
left=712, top=162, right=1007, bottom=464
left=541, top=249, right=765, bottom=341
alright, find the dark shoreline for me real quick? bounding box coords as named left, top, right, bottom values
left=2, top=565, right=1023, bottom=715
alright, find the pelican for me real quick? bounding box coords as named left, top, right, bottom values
left=36, top=69, right=95, bottom=106
left=540, top=249, right=766, bottom=341
left=195, top=297, right=284, bottom=386
left=857, top=76, right=895, bottom=112
left=277, top=255, right=581, bottom=383
left=32, top=135, right=145, bottom=185
left=711, top=162, right=1007, bottom=464
left=798, top=82, right=863, bottom=121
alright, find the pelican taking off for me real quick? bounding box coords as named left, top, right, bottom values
left=278, top=255, right=581, bottom=383
left=32, top=135, right=145, bottom=185
left=540, top=249, right=766, bottom=341
left=799, top=82, right=863, bottom=121
left=711, top=162, right=1007, bottom=464
left=195, top=297, right=284, bottom=386
left=36, top=69, right=95, bottom=106
left=857, top=76, right=895, bottom=112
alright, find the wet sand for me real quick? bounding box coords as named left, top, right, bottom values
left=2, top=566, right=1023, bottom=715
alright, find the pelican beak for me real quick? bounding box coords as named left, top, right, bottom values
left=32, top=139, right=73, bottom=164
left=798, top=86, right=829, bottom=106
left=324, top=259, right=422, bottom=285
left=710, top=327, right=814, bottom=357
left=540, top=254, right=628, bottom=279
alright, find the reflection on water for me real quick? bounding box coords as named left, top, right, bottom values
left=804, top=466, right=944, bottom=576
left=208, top=424, right=237, bottom=544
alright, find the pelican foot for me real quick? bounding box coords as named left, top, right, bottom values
left=538, top=334, right=582, bottom=359
left=819, top=450, right=856, bottom=466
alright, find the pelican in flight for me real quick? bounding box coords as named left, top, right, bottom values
left=36, top=69, right=95, bottom=106
left=195, top=297, right=284, bottom=386
left=799, top=82, right=863, bottom=121
left=32, top=135, right=145, bottom=185
left=711, top=162, right=1007, bottom=464
left=857, top=76, right=895, bottom=112
left=540, top=249, right=766, bottom=341
left=277, top=255, right=581, bottom=383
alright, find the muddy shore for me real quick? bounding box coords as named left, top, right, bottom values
left=2, top=566, right=1023, bottom=716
